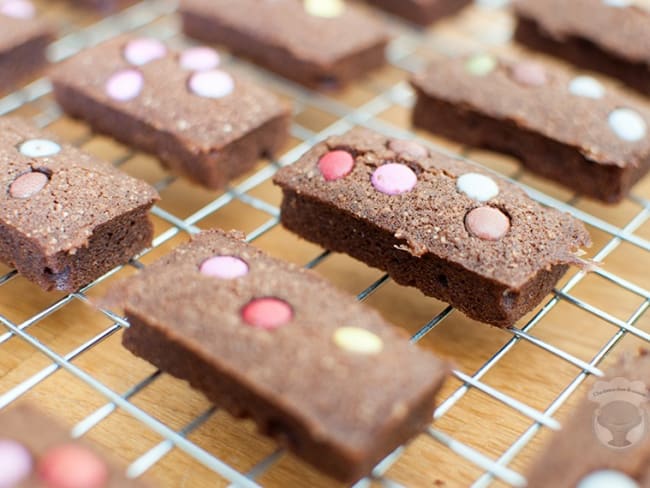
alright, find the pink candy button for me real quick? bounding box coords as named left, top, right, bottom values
left=465, top=206, right=510, bottom=241
left=105, top=69, right=144, bottom=102
left=200, top=255, right=249, bottom=279
left=0, top=0, right=35, bottom=19
left=242, top=297, right=293, bottom=330
left=388, top=139, right=428, bottom=159
left=123, top=38, right=167, bottom=66
left=510, top=62, right=548, bottom=87
left=180, top=46, right=220, bottom=71
left=371, top=163, right=417, bottom=195
left=9, top=171, right=48, bottom=199
left=318, top=150, right=355, bottom=181
left=37, top=444, right=108, bottom=488
left=188, top=70, right=234, bottom=99
left=0, top=439, right=33, bottom=488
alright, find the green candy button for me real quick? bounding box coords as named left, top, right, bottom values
left=465, top=54, right=497, bottom=77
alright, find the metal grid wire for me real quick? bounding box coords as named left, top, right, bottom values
left=0, top=0, right=649, bottom=486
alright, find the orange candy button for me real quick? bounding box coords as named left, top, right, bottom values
left=38, top=444, right=108, bottom=488
left=465, top=206, right=510, bottom=241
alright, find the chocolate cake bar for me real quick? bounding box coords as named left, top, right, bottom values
left=180, top=0, right=389, bottom=89
left=273, top=127, right=591, bottom=327
left=50, top=35, right=290, bottom=189
left=0, top=117, right=158, bottom=292
left=0, top=0, right=54, bottom=96
left=514, top=0, right=650, bottom=97
left=526, top=350, right=650, bottom=488
left=116, top=229, right=449, bottom=482
left=0, top=404, right=147, bottom=487
left=411, top=54, right=650, bottom=203
left=366, top=0, right=471, bottom=26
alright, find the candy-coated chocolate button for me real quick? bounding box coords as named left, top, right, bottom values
left=609, top=108, right=647, bottom=142
left=318, top=150, right=355, bottom=181
left=569, top=76, right=605, bottom=99
left=456, top=173, right=499, bottom=202
left=180, top=46, right=220, bottom=71
left=389, top=139, right=428, bottom=159
left=0, top=0, right=35, bottom=19
left=189, top=70, right=234, bottom=99
left=304, top=0, right=345, bottom=18
left=242, top=297, right=293, bottom=330
left=19, top=138, right=61, bottom=158
left=38, top=444, right=108, bottom=488
left=9, top=171, right=48, bottom=199
left=465, top=206, right=510, bottom=241
left=465, top=54, right=497, bottom=77
left=105, top=69, right=144, bottom=102
left=200, top=255, right=248, bottom=279
left=576, top=470, right=639, bottom=488
left=0, top=439, right=33, bottom=488
left=510, top=61, right=548, bottom=87
left=371, top=163, right=417, bottom=195
left=333, top=327, right=383, bottom=355
left=123, top=38, right=167, bottom=66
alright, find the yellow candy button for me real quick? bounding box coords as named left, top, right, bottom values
left=304, top=0, right=345, bottom=18
left=333, top=327, right=383, bottom=355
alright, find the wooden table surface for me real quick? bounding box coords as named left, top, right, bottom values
left=1, top=1, right=649, bottom=487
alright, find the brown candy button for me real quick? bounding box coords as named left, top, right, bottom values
left=9, top=171, right=49, bottom=199
left=510, top=62, right=548, bottom=87
left=465, top=206, right=510, bottom=241
left=389, top=139, right=428, bottom=159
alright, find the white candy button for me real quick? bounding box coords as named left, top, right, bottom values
left=457, top=173, right=499, bottom=202
left=19, top=139, right=61, bottom=158
left=609, top=108, right=647, bottom=142
left=333, top=327, right=383, bottom=355
left=569, top=76, right=605, bottom=99
left=180, top=46, right=220, bottom=71
left=189, top=70, right=235, bottom=99
left=0, top=0, right=35, bottom=19
left=105, top=69, right=144, bottom=102
left=576, top=470, right=639, bottom=488
left=123, top=38, right=167, bottom=66
left=304, top=0, right=345, bottom=18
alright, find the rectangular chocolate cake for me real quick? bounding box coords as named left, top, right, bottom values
left=180, top=0, right=389, bottom=89
left=273, top=127, right=591, bottom=327
left=0, top=117, right=158, bottom=292
left=117, top=229, right=449, bottom=482
left=411, top=54, right=650, bottom=203
left=366, top=0, right=471, bottom=26
left=0, top=404, right=147, bottom=487
left=0, top=2, right=54, bottom=96
left=526, top=350, right=650, bottom=488
left=50, top=35, right=290, bottom=190
left=514, top=0, right=650, bottom=97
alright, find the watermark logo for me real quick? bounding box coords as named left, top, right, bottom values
left=589, top=377, right=649, bottom=449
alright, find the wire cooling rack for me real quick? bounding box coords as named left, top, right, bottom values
left=0, top=0, right=649, bottom=486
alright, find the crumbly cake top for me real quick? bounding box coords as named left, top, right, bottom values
left=0, top=117, right=158, bottom=255
left=180, top=0, right=389, bottom=65
left=514, top=0, right=650, bottom=64
left=50, top=35, right=290, bottom=152
left=411, top=54, right=650, bottom=167
left=119, top=229, right=447, bottom=447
